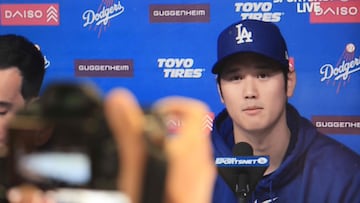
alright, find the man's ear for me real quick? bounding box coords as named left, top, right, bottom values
left=286, top=68, right=296, bottom=98
left=216, top=82, right=225, bottom=104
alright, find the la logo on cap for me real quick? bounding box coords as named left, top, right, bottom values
left=235, top=23, right=253, bottom=44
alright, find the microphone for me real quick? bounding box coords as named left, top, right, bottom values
left=215, top=142, right=269, bottom=203
left=233, top=142, right=253, bottom=203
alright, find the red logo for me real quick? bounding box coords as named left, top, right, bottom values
left=0, top=4, right=59, bottom=26
left=310, top=1, right=360, bottom=23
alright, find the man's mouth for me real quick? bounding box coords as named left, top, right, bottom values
left=242, top=106, right=263, bottom=115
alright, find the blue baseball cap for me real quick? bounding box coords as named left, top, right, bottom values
left=212, top=19, right=289, bottom=74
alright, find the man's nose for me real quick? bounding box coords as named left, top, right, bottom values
left=243, top=77, right=258, bottom=99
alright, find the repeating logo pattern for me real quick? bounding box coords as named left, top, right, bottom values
left=0, top=1, right=358, bottom=151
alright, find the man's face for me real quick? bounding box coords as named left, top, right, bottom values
left=218, top=54, right=295, bottom=134
left=0, top=67, right=25, bottom=144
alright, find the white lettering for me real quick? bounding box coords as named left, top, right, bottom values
left=157, top=58, right=194, bottom=68
left=78, top=65, right=129, bottom=71
left=215, top=157, right=268, bottom=165
left=235, top=24, right=253, bottom=44
left=83, top=1, right=125, bottom=27
left=320, top=56, right=360, bottom=81
left=4, top=9, right=43, bottom=19
left=162, top=68, right=203, bottom=78
left=235, top=2, right=272, bottom=12
left=315, top=6, right=358, bottom=16
left=240, top=12, right=282, bottom=22
left=153, top=9, right=206, bottom=17
left=157, top=58, right=203, bottom=78
left=234, top=2, right=282, bottom=22
left=316, top=121, right=360, bottom=128
left=296, top=2, right=321, bottom=13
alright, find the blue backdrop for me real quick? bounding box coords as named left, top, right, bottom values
left=1, top=0, right=359, bottom=153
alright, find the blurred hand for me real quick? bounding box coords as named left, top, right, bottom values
left=7, top=88, right=216, bottom=203
left=7, top=184, right=54, bottom=203
left=105, top=89, right=216, bottom=203
left=153, top=96, right=216, bottom=203
left=104, top=88, right=147, bottom=203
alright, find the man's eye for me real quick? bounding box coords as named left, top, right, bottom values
left=0, top=103, right=12, bottom=116
left=257, top=73, right=269, bottom=79
left=230, top=75, right=243, bottom=81
left=221, top=73, right=243, bottom=81
left=0, top=111, right=8, bottom=116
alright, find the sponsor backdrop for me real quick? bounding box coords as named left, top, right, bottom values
left=0, top=0, right=359, bottom=153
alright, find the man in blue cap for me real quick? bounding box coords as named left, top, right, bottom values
left=211, top=19, right=360, bottom=203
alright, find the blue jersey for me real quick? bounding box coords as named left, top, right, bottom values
left=211, top=104, right=360, bottom=203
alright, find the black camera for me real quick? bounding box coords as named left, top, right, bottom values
left=2, top=82, right=167, bottom=203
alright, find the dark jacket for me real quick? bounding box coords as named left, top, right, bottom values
left=211, top=104, right=360, bottom=203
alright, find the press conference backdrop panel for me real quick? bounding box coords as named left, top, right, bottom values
left=0, top=0, right=359, bottom=153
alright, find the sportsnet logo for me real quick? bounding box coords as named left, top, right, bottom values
left=310, top=1, right=360, bottom=23
left=0, top=4, right=59, bottom=26
left=215, top=156, right=269, bottom=167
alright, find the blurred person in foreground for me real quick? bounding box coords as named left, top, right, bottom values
left=0, top=34, right=45, bottom=201
left=6, top=88, right=217, bottom=203
left=210, top=19, right=360, bottom=202
left=0, top=34, right=45, bottom=145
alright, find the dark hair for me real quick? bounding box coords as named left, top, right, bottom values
left=0, top=34, right=45, bottom=101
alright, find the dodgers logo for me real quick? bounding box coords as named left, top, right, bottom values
left=319, top=43, right=360, bottom=93
left=82, top=0, right=125, bottom=38
left=235, top=23, right=253, bottom=44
